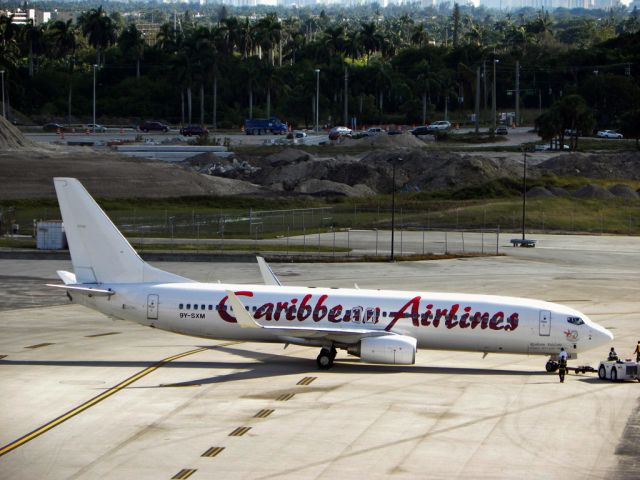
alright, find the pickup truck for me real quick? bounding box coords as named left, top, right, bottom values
left=244, top=118, right=288, bottom=135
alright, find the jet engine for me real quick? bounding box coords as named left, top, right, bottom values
left=347, top=335, right=417, bottom=365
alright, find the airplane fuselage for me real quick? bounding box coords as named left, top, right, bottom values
left=72, top=282, right=608, bottom=359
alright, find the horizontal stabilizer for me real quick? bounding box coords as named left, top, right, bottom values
left=57, top=270, right=77, bottom=285
left=46, top=284, right=115, bottom=297
left=256, top=256, right=282, bottom=286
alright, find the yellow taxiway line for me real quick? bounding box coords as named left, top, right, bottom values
left=0, top=343, right=235, bottom=458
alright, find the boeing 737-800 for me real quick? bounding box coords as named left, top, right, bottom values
left=48, top=178, right=613, bottom=370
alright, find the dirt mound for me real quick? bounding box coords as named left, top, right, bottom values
left=608, top=184, right=640, bottom=199
left=573, top=184, right=615, bottom=199
left=538, top=152, right=640, bottom=180
left=264, top=148, right=313, bottom=166
left=0, top=148, right=271, bottom=199
left=360, top=149, right=523, bottom=192
left=527, top=186, right=554, bottom=198
left=548, top=186, right=571, bottom=197
left=336, top=133, right=426, bottom=149
left=295, top=179, right=375, bottom=197
left=0, top=116, right=40, bottom=149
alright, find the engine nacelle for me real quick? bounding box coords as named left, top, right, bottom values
left=348, top=335, right=417, bottom=365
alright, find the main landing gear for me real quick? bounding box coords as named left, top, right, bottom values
left=317, top=345, right=337, bottom=370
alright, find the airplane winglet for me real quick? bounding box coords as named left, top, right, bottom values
left=226, top=290, right=262, bottom=329
left=257, top=256, right=282, bottom=286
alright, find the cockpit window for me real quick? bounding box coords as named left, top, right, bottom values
left=567, top=316, right=584, bottom=325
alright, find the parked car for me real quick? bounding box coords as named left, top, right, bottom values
left=87, top=123, right=107, bottom=133
left=597, top=130, right=623, bottom=139
left=427, top=120, right=451, bottom=132
left=180, top=125, right=209, bottom=136
left=367, top=127, right=386, bottom=135
left=328, top=126, right=352, bottom=140
left=410, top=126, right=431, bottom=136
left=139, top=121, right=170, bottom=133
left=564, top=128, right=579, bottom=137
left=496, top=125, right=509, bottom=135
left=42, top=123, right=66, bottom=132
left=293, top=130, right=307, bottom=139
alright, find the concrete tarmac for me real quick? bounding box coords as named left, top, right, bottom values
left=1, top=235, right=639, bottom=479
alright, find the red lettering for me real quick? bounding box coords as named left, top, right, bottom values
left=470, top=312, right=482, bottom=329
left=297, top=294, right=313, bottom=321
left=385, top=296, right=421, bottom=331
left=459, top=306, right=472, bottom=328
left=445, top=304, right=460, bottom=329
left=489, top=312, right=505, bottom=330
left=505, top=313, right=519, bottom=331
left=481, top=312, right=490, bottom=329
left=433, top=308, right=448, bottom=328
left=328, top=305, right=343, bottom=323
left=421, top=304, right=433, bottom=326
left=312, top=295, right=329, bottom=322
left=274, top=301, right=288, bottom=321
left=217, top=291, right=254, bottom=323
left=255, top=302, right=274, bottom=321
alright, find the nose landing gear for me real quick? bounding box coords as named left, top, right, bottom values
left=317, top=345, right=337, bottom=370
left=545, top=360, right=559, bottom=372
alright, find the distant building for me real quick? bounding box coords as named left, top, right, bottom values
left=0, top=8, right=51, bottom=25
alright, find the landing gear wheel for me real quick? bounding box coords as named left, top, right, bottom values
left=545, top=361, right=558, bottom=373
left=598, top=365, right=606, bottom=380
left=316, top=348, right=334, bottom=370
left=611, top=368, right=618, bottom=382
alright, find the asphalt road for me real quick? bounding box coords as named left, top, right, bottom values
left=1, top=234, right=639, bottom=478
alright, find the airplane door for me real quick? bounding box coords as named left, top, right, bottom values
left=539, top=310, right=551, bottom=336
left=147, top=294, right=159, bottom=320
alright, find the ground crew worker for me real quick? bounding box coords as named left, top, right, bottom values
left=608, top=347, right=619, bottom=361
left=634, top=341, right=640, bottom=362
left=558, top=347, right=568, bottom=383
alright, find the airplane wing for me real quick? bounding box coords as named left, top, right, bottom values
left=256, top=256, right=282, bottom=286
left=226, top=290, right=390, bottom=344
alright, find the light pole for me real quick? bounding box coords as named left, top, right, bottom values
left=92, top=64, right=98, bottom=134
left=0, top=70, right=5, bottom=118
left=390, top=157, right=402, bottom=261
left=314, top=68, right=320, bottom=133
left=492, top=57, right=499, bottom=131
left=521, top=149, right=527, bottom=241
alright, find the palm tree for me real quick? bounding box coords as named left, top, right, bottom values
left=359, top=21, right=382, bottom=65
left=254, top=13, right=281, bottom=66
left=410, top=24, right=430, bottom=48
left=47, top=19, right=77, bottom=125
left=20, top=20, right=45, bottom=77
left=78, top=6, right=117, bottom=66
left=118, top=24, right=145, bottom=79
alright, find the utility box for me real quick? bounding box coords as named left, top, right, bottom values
left=37, top=221, right=67, bottom=250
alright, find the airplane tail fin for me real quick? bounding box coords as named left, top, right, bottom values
left=54, top=178, right=191, bottom=285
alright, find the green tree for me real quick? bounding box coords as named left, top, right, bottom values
left=118, top=24, right=145, bottom=79
left=78, top=6, right=117, bottom=66
left=620, top=110, right=640, bottom=148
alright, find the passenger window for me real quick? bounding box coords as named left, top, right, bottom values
left=194, top=304, right=198, bottom=310
left=186, top=304, right=191, bottom=310
left=208, top=305, right=213, bottom=311
left=201, top=304, right=205, bottom=310
left=179, top=304, right=183, bottom=310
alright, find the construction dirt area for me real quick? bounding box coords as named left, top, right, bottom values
left=2, top=116, right=640, bottom=200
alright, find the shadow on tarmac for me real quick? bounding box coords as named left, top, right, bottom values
left=0, top=344, right=550, bottom=388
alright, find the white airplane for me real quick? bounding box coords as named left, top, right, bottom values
left=49, top=178, right=613, bottom=371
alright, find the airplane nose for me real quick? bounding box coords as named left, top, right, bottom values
left=591, top=324, right=614, bottom=346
